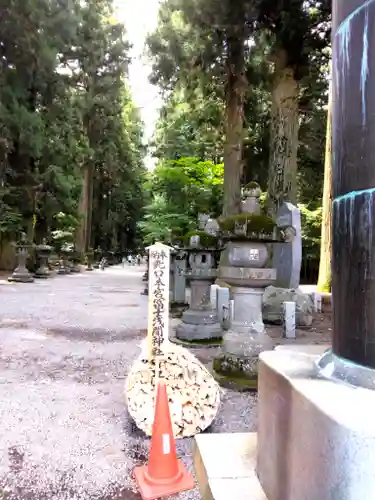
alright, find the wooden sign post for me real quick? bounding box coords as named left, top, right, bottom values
left=146, top=242, right=172, bottom=361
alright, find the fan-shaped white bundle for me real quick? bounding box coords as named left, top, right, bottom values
left=125, top=341, right=221, bottom=438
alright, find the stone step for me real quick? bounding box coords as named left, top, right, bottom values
left=194, top=432, right=267, bottom=500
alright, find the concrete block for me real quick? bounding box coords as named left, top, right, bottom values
left=194, top=433, right=267, bottom=500
left=257, top=348, right=375, bottom=500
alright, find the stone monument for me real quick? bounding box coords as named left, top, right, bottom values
left=272, top=202, right=302, bottom=289
left=34, top=240, right=52, bottom=278
left=213, top=183, right=277, bottom=388
left=256, top=2, right=375, bottom=498
left=175, top=235, right=222, bottom=342
left=262, top=202, right=311, bottom=326
left=57, top=247, right=71, bottom=275
left=169, top=249, right=188, bottom=306
left=8, top=235, right=34, bottom=283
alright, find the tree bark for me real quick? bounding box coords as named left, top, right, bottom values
left=267, top=51, right=299, bottom=216
left=317, top=83, right=332, bottom=292
left=222, top=34, right=246, bottom=217
left=76, top=162, right=94, bottom=253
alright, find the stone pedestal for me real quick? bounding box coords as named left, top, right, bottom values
left=57, top=257, right=70, bottom=275
left=231, top=287, right=264, bottom=334
left=8, top=247, right=34, bottom=283
left=34, top=244, right=52, bottom=279
left=176, top=250, right=222, bottom=342
left=214, top=263, right=276, bottom=389
left=257, top=347, right=375, bottom=500
left=69, top=256, right=81, bottom=273
left=176, top=276, right=222, bottom=341
left=34, top=256, right=50, bottom=278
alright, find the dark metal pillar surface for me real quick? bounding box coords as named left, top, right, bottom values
left=332, top=0, right=375, bottom=368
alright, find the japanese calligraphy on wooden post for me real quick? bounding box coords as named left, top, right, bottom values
left=147, top=242, right=171, bottom=361
left=126, top=246, right=221, bottom=439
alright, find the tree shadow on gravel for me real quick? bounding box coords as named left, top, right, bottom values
left=44, top=327, right=147, bottom=343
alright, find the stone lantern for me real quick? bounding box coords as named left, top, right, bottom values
left=34, top=240, right=53, bottom=278
left=85, top=249, right=94, bottom=271
left=175, top=233, right=222, bottom=342
left=213, top=182, right=278, bottom=387
left=8, top=234, right=35, bottom=283
left=58, top=246, right=72, bottom=274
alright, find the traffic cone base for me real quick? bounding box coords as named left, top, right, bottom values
left=133, top=381, right=195, bottom=499
left=134, top=460, right=194, bottom=500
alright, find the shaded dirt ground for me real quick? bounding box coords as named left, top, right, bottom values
left=0, top=266, right=332, bottom=500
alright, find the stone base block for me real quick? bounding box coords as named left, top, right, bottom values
left=35, top=267, right=50, bottom=279
left=182, top=308, right=219, bottom=325
left=194, top=433, right=267, bottom=500
left=213, top=352, right=259, bottom=390
left=169, top=329, right=222, bottom=348
left=213, top=330, right=274, bottom=390
left=57, top=267, right=70, bottom=275
left=176, top=321, right=223, bottom=341
left=8, top=271, right=34, bottom=283
left=257, top=348, right=375, bottom=500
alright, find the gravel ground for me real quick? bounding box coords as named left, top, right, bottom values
left=0, top=266, right=257, bottom=500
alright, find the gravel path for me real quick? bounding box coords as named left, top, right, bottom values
left=0, top=266, right=257, bottom=500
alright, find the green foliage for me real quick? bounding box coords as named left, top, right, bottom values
left=148, top=0, right=330, bottom=269
left=152, top=156, right=223, bottom=215
left=0, top=0, right=145, bottom=262
left=299, top=204, right=322, bottom=260
left=138, top=194, right=192, bottom=245
left=148, top=0, right=330, bottom=201
left=138, top=156, right=223, bottom=244
left=152, top=87, right=224, bottom=163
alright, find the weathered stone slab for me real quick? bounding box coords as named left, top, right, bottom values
left=172, top=252, right=187, bottom=304
left=273, top=202, right=302, bottom=289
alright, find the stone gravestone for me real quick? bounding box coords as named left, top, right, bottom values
left=204, top=218, right=220, bottom=237
left=217, top=286, right=230, bottom=329
left=172, top=252, right=187, bottom=304
left=273, top=202, right=302, bottom=289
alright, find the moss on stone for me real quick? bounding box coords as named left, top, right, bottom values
left=212, top=365, right=258, bottom=391
left=183, top=337, right=223, bottom=346
left=244, top=181, right=261, bottom=191
left=183, top=230, right=218, bottom=248
left=218, top=213, right=276, bottom=236
left=213, top=352, right=259, bottom=385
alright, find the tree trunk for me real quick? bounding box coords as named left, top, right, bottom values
left=76, top=163, right=94, bottom=253
left=223, top=34, right=246, bottom=217
left=267, top=52, right=299, bottom=216
left=317, top=84, right=332, bottom=292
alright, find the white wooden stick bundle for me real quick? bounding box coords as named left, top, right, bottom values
left=126, top=343, right=220, bottom=438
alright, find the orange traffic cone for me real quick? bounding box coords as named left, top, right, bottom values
left=133, top=381, right=194, bottom=500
